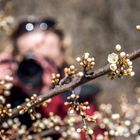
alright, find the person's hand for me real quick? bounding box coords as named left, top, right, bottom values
left=0, top=52, right=17, bottom=79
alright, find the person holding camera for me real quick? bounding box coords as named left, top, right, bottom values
left=0, top=17, right=104, bottom=139
left=0, top=18, right=68, bottom=127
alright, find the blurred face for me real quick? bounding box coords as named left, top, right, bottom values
left=16, top=31, right=65, bottom=68
left=37, top=32, right=65, bottom=67
left=16, top=31, right=45, bottom=56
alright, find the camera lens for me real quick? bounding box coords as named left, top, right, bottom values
left=17, top=58, right=43, bottom=88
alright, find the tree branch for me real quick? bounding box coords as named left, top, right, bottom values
left=1, top=48, right=140, bottom=123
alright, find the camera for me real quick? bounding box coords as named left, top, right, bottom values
left=16, top=55, right=43, bottom=89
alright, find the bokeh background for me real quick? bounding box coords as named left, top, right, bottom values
left=0, top=0, right=140, bottom=110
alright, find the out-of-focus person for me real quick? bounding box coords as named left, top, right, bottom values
left=11, top=18, right=57, bottom=93
left=0, top=17, right=104, bottom=139
left=0, top=18, right=68, bottom=128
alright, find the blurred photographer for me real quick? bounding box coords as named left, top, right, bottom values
left=11, top=18, right=57, bottom=93
left=0, top=18, right=68, bottom=127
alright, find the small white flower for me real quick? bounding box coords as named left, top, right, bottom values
left=77, top=128, right=81, bottom=133
left=84, top=53, right=89, bottom=59
left=108, top=53, right=119, bottom=64
left=110, top=64, right=117, bottom=71
left=71, top=132, right=80, bottom=139
left=76, top=57, right=81, bottom=62
left=77, top=71, right=84, bottom=77
left=88, top=129, right=94, bottom=135
left=115, top=44, right=122, bottom=51
left=136, top=25, right=140, bottom=30
left=130, top=71, right=135, bottom=76
left=96, top=134, right=104, bottom=140
left=70, top=65, right=75, bottom=70
left=120, top=52, right=126, bottom=57
left=124, top=120, right=131, bottom=126
left=127, top=60, right=132, bottom=66
left=0, top=96, right=5, bottom=104
left=69, top=109, right=74, bottom=114
left=112, top=113, right=120, bottom=120
left=87, top=58, right=91, bottom=62
left=91, top=61, right=95, bottom=65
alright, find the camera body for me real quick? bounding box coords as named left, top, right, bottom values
left=15, top=53, right=57, bottom=91
left=15, top=54, right=57, bottom=92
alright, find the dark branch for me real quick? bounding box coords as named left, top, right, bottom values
left=1, top=48, right=140, bottom=123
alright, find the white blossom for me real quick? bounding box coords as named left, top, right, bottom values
left=120, top=52, right=126, bottom=57
left=110, top=63, right=117, bottom=71
left=108, top=53, right=119, bottom=64
left=115, top=44, right=122, bottom=51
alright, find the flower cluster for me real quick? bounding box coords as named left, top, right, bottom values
left=0, top=111, right=85, bottom=140
left=29, top=112, right=86, bottom=140
left=0, top=75, right=13, bottom=119
left=65, top=91, right=96, bottom=139
left=64, top=65, right=77, bottom=77
left=51, top=53, right=95, bottom=87
left=94, top=93, right=140, bottom=139
left=1, top=118, right=28, bottom=140
left=76, top=53, right=95, bottom=72
left=32, top=112, right=63, bottom=133
left=42, top=98, right=52, bottom=106
left=0, top=0, right=15, bottom=36
left=52, top=65, right=81, bottom=86
left=0, top=103, right=12, bottom=118
left=108, top=44, right=135, bottom=79
left=0, top=75, right=13, bottom=96
left=51, top=73, right=60, bottom=86
left=0, top=15, right=14, bottom=35
left=17, top=94, right=42, bottom=120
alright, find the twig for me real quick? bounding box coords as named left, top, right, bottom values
left=0, top=48, right=140, bottom=123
